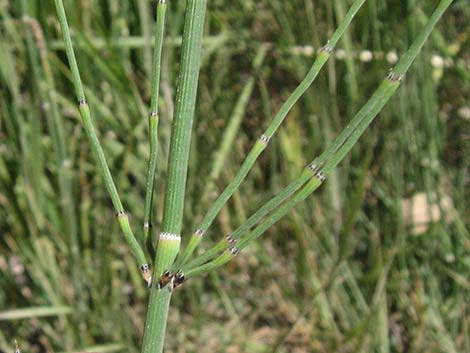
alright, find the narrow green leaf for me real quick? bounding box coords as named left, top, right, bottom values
left=0, top=306, right=73, bottom=320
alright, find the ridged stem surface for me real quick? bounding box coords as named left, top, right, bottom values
left=53, top=0, right=147, bottom=272
left=176, top=0, right=368, bottom=268
left=143, top=0, right=167, bottom=241
left=140, top=1, right=207, bottom=352
left=183, top=0, right=454, bottom=279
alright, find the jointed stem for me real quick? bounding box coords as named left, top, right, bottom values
left=184, top=177, right=323, bottom=279
left=54, top=0, right=454, bottom=351
left=141, top=1, right=208, bottom=353
left=184, top=167, right=313, bottom=269
left=198, top=44, right=270, bottom=208
left=53, top=0, right=149, bottom=281
left=176, top=0, right=368, bottom=269
left=182, top=72, right=387, bottom=270
left=143, top=0, right=167, bottom=241
left=180, top=0, right=454, bottom=281
left=172, top=44, right=269, bottom=270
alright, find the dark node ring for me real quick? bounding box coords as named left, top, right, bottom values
left=308, top=162, right=326, bottom=182
left=158, top=270, right=173, bottom=288
left=150, top=111, right=158, bottom=117
left=387, top=71, right=404, bottom=82
left=316, top=171, right=326, bottom=182
left=260, top=134, right=270, bottom=145
left=171, top=272, right=185, bottom=289
left=320, top=43, right=333, bottom=53
left=174, top=272, right=185, bottom=283
left=308, top=162, right=320, bottom=174
left=78, top=98, right=87, bottom=106
left=159, top=0, right=167, bottom=4
left=226, top=234, right=237, bottom=245
left=229, top=246, right=239, bottom=256
left=195, top=228, right=205, bottom=237
left=143, top=222, right=152, bottom=229
left=140, top=264, right=150, bottom=272
left=116, top=210, right=126, bottom=217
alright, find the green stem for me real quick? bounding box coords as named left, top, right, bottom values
left=184, top=177, right=322, bottom=279
left=176, top=0, right=368, bottom=268
left=182, top=0, right=454, bottom=280
left=140, top=1, right=207, bottom=352
left=53, top=0, right=148, bottom=279
left=144, top=0, right=167, bottom=241
left=173, top=44, right=269, bottom=270
left=204, top=45, right=269, bottom=200
left=183, top=167, right=313, bottom=270
left=160, top=1, right=206, bottom=235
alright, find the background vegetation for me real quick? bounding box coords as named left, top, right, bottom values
left=1, top=0, right=469, bottom=352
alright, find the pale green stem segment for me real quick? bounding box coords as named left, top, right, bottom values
left=53, top=0, right=148, bottom=278
left=185, top=177, right=323, bottom=279
left=140, top=1, right=207, bottom=353
left=202, top=44, right=269, bottom=201
left=184, top=167, right=313, bottom=269
left=182, top=0, right=454, bottom=280
left=160, top=0, right=207, bottom=235
left=144, top=0, right=168, bottom=241
left=172, top=44, right=269, bottom=270
left=186, top=89, right=383, bottom=269
left=176, top=0, right=368, bottom=269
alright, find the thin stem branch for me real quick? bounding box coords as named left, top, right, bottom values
left=201, top=44, right=269, bottom=204
left=184, top=167, right=313, bottom=270
left=173, top=44, right=269, bottom=269
left=180, top=0, right=454, bottom=281
left=53, top=0, right=149, bottom=281
left=175, top=0, right=368, bottom=269
left=143, top=0, right=167, bottom=241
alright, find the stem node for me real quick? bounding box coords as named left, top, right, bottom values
left=140, top=264, right=153, bottom=287
left=386, top=71, right=405, bottom=82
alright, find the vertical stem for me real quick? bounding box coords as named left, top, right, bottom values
left=141, top=1, right=207, bottom=352
left=144, top=0, right=167, bottom=241
left=160, top=1, right=207, bottom=235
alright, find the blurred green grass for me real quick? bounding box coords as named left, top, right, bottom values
left=0, top=0, right=469, bottom=352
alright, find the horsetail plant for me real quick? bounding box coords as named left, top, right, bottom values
left=141, top=1, right=207, bottom=353
left=52, top=0, right=454, bottom=352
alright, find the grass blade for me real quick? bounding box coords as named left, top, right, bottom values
left=0, top=306, right=73, bottom=321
